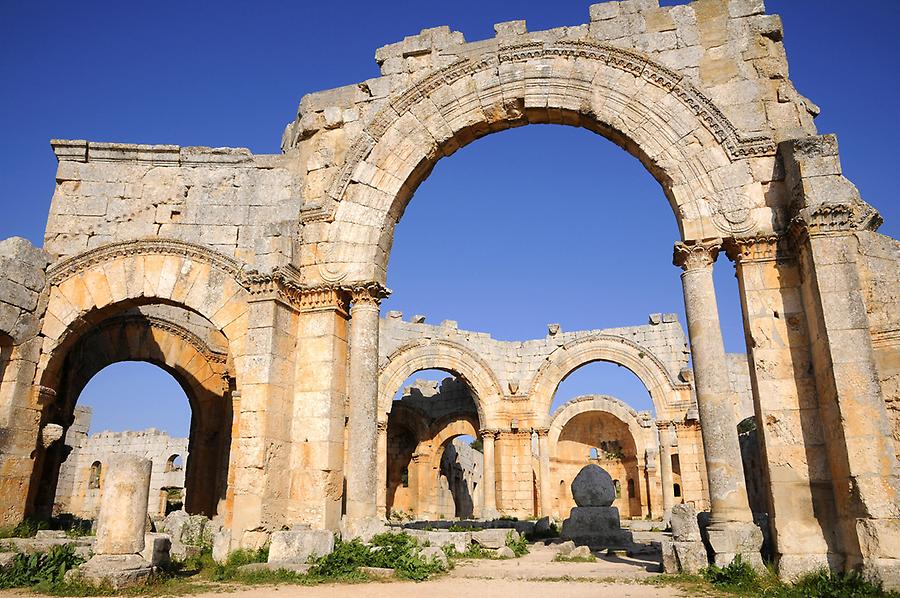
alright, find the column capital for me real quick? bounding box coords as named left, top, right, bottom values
left=723, top=234, right=790, bottom=264
left=479, top=428, right=500, bottom=439
left=673, top=238, right=722, bottom=271
left=376, top=420, right=388, bottom=433
left=533, top=427, right=550, bottom=437
left=348, top=282, right=391, bottom=310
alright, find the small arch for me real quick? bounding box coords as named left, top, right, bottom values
left=627, top=478, right=636, bottom=498
left=165, top=454, right=183, bottom=473
left=88, top=461, right=101, bottom=489
left=589, top=447, right=599, bottom=460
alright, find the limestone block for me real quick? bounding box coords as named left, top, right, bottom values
left=267, top=530, right=335, bottom=565
left=571, top=464, right=616, bottom=507
left=674, top=541, right=708, bottom=574
left=140, top=533, right=171, bottom=567
left=421, top=546, right=449, bottom=568
left=359, top=566, right=395, bottom=578
left=339, top=516, right=388, bottom=542
left=472, top=528, right=514, bottom=549
left=407, top=529, right=470, bottom=553
left=670, top=504, right=702, bottom=542
left=570, top=545, right=593, bottom=559
left=71, top=554, right=153, bottom=589
left=555, top=540, right=576, bottom=556
left=494, top=546, right=515, bottom=559
left=212, top=529, right=231, bottom=564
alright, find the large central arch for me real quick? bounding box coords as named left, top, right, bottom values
left=302, top=41, right=773, bottom=285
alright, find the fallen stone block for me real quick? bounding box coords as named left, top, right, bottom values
left=140, top=533, right=171, bottom=567
left=70, top=554, right=153, bottom=589
left=268, top=529, right=334, bottom=565
left=569, top=545, right=593, bottom=559
left=472, top=528, right=513, bottom=549
left=555, top=540, right=576, bottom=556
left=421, top=546, right=449, bottom=568
left=494, top=546, right=516, bottom=559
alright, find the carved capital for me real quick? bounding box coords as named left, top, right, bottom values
left=673, top=238, right=722, bottom=271
left=348, top=282, right=391, bottom=310
left=533, top=427, right=550, bottom=437
left=724, top=234, right=790, bottom=264
left=376, top=420, right=388, bottom=433
left=478, top=428, right=500, bottom=440
left=36, top=386, right=57, bottom=406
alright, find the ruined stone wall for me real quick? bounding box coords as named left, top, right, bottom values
left=45, top=142, right=299, bottom=271
left=54, top=407, right=189, bottom=519
left=380, top=310, right=693, bottom=421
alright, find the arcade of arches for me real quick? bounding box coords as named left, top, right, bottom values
left=0, top=0, right=898, bottom=587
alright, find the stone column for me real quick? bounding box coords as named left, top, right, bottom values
left=674, top=239, right=761, bottom=567
left=536, top=428, right=552, bottom=517
left=480, top=429, right=498, bottom=518
left=345, top=284, right=387, bottom=522
left=78, top=455, right=153, bottom=588
left=658, top=422, right=676, bottom=521
left=376, top=420, right=388, bottom=517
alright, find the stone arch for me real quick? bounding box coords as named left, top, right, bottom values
left=548, top=394, right=650, bottom=458
left=31, top=309, right=235, bottom=518
left=530, top=334, right=688, bottom=422
left=40, top=239, right=252, bottom=365
left=378, top=339, right=503, bottom=426
left=549, top=394, right=652, bottom=518
left=303, top=42, right=773, bottom=284
left=421, top=414, right=480, bottom=519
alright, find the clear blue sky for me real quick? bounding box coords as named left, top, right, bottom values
left=2, top=1, right=898, bottom=436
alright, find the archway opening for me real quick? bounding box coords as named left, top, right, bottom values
left=31, top=303, right=235, bottom=523
left=50, top=362, right=194, bottom=522
left=552, top=361, right=655, bottom=415
left=385, top=370, right=482, bottom=520
left=556, top=410, right=644, bottom=519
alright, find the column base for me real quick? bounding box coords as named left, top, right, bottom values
left=69, top=554, right=153, bottom=589
left=705, top=521, right=764, bottom=570
left=777, top=552, right=845, bottom=581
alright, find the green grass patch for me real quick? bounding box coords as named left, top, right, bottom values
left=505, top=532, right=528, bottom=557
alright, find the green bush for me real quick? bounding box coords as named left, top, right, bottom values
left=0, top=543, right=84, bottom=589
left=505, top=532, right=528, bottom=557
left=765, top=569, right=895, bottom=598
left=310, top=533, right=444, bottom=582
left=702, top=555, right=759, bottom=593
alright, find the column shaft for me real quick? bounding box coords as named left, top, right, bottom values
left=537, top=430, right=552, bottom=517
left=346, top=288, right=383, bottom=521
left=658, top=423, right=675, bottom=519
left=675, top=240, right=753, bottom=526
left=481, top=430, right=498, bottom=516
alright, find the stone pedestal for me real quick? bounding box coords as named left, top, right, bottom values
left=662, top=503, right=709, bottom=574
left=561, top=506, right=633, bottom=548
left=74, top=455, right=154, bottom=588
left=560, top=464, right=633, bottom=548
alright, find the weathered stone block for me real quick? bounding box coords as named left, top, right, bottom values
left=267, top=529, right=334, bottom=565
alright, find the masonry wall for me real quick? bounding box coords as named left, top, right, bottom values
left=54, top=407, right=189, bottom=519
left=45, top=142, right=300, bottom=271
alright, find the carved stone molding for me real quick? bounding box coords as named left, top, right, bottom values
left=36, top=385, right=57, bottom=406
left=788, top=201, right=883, bottom=247
left=478, top=428, right=500, bottom=439
left=724, top=234, right=792, bottom=264
left=302, top=41, right=775, bottom=224
left=533, top=427, right=550, bottom=437
left=46, top=238, right=247, bottom=287
left=673, top=238, right=722, bottom=271
left=376, top=421, right=388, bottom=434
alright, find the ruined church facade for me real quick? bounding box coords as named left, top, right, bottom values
left=0, top=0, right=898, bottom=586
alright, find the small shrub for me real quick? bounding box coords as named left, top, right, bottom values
left=310, top=533, right=443, bottom=582
left=0, top=518, right=49, bottom=539
left=702, top=555, right=759, bottom=593
left=0, top=543, right=84, bottom=589
left=505, top=532, right=528, bottom=557
left=765, top=568, right=895, bottom=598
